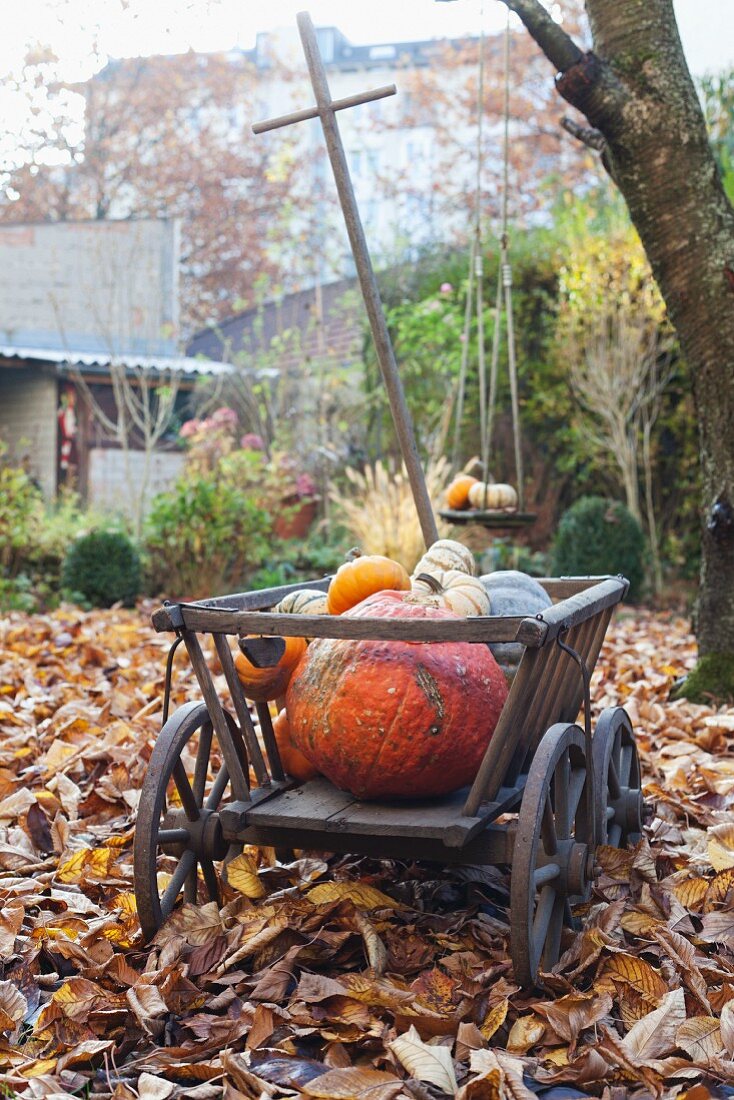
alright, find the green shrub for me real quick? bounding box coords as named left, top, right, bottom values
left=143, top=473, right=271, bottom=599
left=551, top=496, right=645, bottom=600
left=249, top=529, right=349, bottom=591
left=62, top=529, right=142, bottom=607
left=0, top=447, right=43, bottom=580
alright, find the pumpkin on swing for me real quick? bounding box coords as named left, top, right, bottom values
left=467, top=481, right=518, bottom=511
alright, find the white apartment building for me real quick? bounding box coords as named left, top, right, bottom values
left=233, top=23, right=562, bottom=288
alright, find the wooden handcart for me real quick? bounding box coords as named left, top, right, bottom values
left=133, top=573, right=643, bottom=987
left=133, top=12, right=644, bottom=988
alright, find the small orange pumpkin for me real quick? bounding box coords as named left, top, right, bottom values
left=446, top=475, right=478, bottom=510
left=234, top=635, right=307, bottom=702
left=273, top=708, right=320, bottom=782
left=327, top=553, right=411, bottom=615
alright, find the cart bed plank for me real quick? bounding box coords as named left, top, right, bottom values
left=244, top=776, right=524, bottom=845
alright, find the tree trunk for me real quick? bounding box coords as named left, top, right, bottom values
left=505, top=0, right=734, bottom=685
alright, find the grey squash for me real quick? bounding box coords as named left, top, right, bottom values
left=480, top=570, right=552, bottom=685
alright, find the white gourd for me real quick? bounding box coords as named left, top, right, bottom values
left=273, top=589, right=329, bottom=615
left=409, top=570, right=490, bottom=617
left=467, top=482, right=518, bottom=510
left=412, top=538, right=476, bottom=579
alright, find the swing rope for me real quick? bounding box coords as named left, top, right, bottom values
left=452, top=6, right=526, bottom=513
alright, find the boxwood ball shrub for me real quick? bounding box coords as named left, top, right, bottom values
left=551, top=496, right=645, bottom=600
left=62, top=529, right=142, bottom=607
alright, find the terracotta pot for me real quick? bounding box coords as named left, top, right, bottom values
left=274, top=496, right=318, bottom=540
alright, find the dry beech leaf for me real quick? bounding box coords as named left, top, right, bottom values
left=136, top=1073, right=176, bottom=1100
left=533, top=990, right=613, bottom=1043
left=480, top=999, right=508, bottom=1041
left=602, top=953, right=668, bottom=1005
left=707, top=823, right=734, bottom=870
left=306, top=882, right=402, bottom=910
left=389, top=1023, right=458, bottom=1094
left=0, top=979, right=28, bottom=1032
left=302, top=1067, right=403, bottom=1099
left=620, top=987, right=686, bottom=1062
left=720, top=1000, right=734, bottom=1058
left=506, top=1013, right=545, bottom=1054
left=226, top=852, right=267, bottom=899
left=675, top=1016, right=724, bottom=1063
left=468, top=1049, right=536, bottom=1100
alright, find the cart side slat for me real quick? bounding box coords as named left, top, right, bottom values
left=532, top=577, right=627, bottom=639
left=462, top=577, right=626, bottom=816
left=463, top=645, right=548, bottom=817
left=517, top=615, right=596, bottom=771
left=212, top=634, right=270, bottom=787
left=153, top=605, right=548, bottom=644
left=193, top=578, right=332, bottom=612
left=182, top=631, right=251, bottom=802
left=556, top=606, right=614, bottom=728
left=535, top=576, right=618, bottom=600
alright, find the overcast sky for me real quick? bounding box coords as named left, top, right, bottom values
left=1, top=0, right=731, bottom=80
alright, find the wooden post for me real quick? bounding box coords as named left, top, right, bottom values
left=253, top=11, right=439, bottom=547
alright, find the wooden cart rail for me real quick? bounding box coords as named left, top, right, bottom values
left=151, top=575, right=627, bottom=649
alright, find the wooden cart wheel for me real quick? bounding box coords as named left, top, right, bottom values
left=134, top=701, right=243, bottom=942
left=510, top=723, right=593, bottom=988
left=593, top=707, right=643, bottom=847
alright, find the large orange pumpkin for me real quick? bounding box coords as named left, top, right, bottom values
left=286, top=591, right=507, bottom=799
left=234, top=635, right=307, bottom=702
left=445, top=475, right=478, bottom=510
left=273, top=708, right=320, bottom=782
left=327, top=554, right=410, bottom=615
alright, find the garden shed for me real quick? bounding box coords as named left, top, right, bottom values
left=0, top=347, right=231, bottom=510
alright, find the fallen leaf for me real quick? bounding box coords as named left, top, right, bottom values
left=389, top=1023, right=458, bottom=1094
left=306, top=882, right=403, bottom=910
left=620, top=987, right=686, bottom=1062
left=302, top=1067, right=403, bottom=1099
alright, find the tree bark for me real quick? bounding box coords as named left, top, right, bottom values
left=504, top=0, right=734, bottom=661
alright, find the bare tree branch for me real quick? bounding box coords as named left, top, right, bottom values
left=561, top=114, right=607, bottom=152
left=499, top=0, right=583, bottom=73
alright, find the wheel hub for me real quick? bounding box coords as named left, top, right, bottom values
left=610, top=788, right=643, bottom=837
left=161, top=808, right=229, bottom=861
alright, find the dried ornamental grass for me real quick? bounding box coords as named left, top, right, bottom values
left=332, top=457, right=451, bottom=571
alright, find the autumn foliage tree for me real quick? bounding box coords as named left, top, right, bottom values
left=0, top=48, right=305, bottom=332
left=501, top=0, right=734, bottom=700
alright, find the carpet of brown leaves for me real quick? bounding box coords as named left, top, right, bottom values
left=1, top=604, right=734, bottom=1098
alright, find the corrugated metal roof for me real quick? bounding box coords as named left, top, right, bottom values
left=0, top=345, right=233, bottom=376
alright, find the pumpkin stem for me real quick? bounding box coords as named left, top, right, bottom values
left=346, top=546, right=362, bottom=561
left=414, top=572, right=444, bottom=594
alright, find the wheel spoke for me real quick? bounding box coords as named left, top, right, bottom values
left=569, top=766, right=587, bottom=822
left=541, top=797, right=558, bottom=856
left=534, top=862, right=560, bottom=888
left=541, top=896, right=565, bottom=972
left=193, top=721, right=213, bottom=804
left=620, top=744, right=633, bottom=786
left=533, top=885, right=557, bottom=957
left=607, top=754, right=622, bottom=799
left=554, top=752, right=571, bottom=839
left=609, top=822, right=622, bottom=848
left=200, top=856, right=221, bottom=904
left=184, top=860, right=198, bottom=904
left=161, top=849, right=196, bottom=918
left=172, top=761, right=200, bottom=821
left=206, top=764, right=229, bottom=810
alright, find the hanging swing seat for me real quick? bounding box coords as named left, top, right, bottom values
left=440, top=508, right=537, bottom=528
